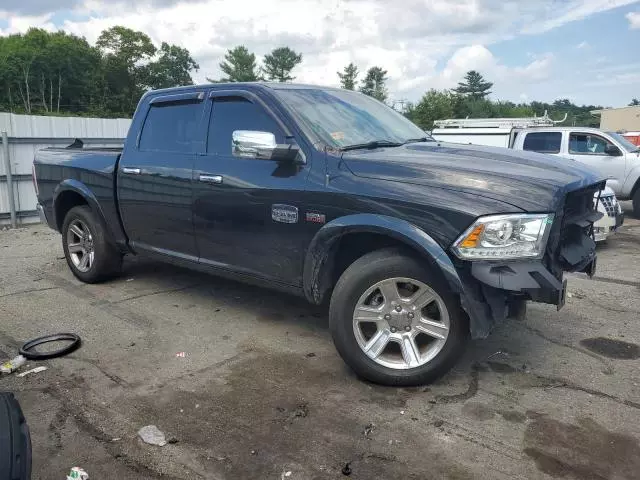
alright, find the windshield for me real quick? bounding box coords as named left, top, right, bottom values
left=275, top=87, right=432, bottom=149
left=607, top=132, right=639, bottom=152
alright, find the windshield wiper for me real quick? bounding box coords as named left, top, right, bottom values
left=340, top=140, right=403, bottom=151
left=402, top=136, right=433, bottom=145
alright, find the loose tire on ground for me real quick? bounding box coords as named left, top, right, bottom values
left=62, top=205, right=122, bottom=283
left=329, top=247, right=468, bottom=386
left=0, top=392, right=32, bottom=480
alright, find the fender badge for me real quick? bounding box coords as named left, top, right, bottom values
left=272, top=204, right=298, bottom=224
left=305, top=212, right=326, bottom=224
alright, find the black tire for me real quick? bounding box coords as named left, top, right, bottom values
left=0, top=393, right=32, bottom=480
left=329, top=248, right=468, bottom=386
left=62, top=205, right=122, bottom=283
left=633, top=188, right=640, bottom=219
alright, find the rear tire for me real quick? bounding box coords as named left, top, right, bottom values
left=62, top=205, right=122, bottom=283
left=329, top=248, right=468, bottom=386
left=0, top=393, right=32, bottom=480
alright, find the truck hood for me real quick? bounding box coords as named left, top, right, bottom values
left=342, top=142, right=605, bottom=211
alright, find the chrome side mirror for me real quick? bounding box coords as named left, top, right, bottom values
left=231, top=130, right=303, bottom=163
left=232, top=130, right=277, bottom=159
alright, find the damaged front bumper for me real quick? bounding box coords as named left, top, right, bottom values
left=457, top=182, right=602, bottom=339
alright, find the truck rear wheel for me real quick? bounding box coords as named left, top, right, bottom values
left=329, top=248, right=468, bottom=386
left=62, top=205, right=122, bottom=283
left=0, top=393, right=32, bottom=480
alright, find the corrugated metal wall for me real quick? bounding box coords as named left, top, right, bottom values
left=0, top=113, right=131, bottom=226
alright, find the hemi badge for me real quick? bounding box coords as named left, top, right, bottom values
left=306, top=212, right=326, bottom=224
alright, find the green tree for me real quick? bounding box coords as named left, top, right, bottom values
left=337, top=62, right=359, bottom=90
left=359, top=66, right=388, bottom=102
left=630, top=98, right=640, bottom=106
left=97, top=26, right=157, bottom=115
left=145, top=42, right=199, bottom=89
left=212, top=46, right=260, bottom=82
left=406, top=89, right=457, bottom=129
left=262, top=47, right=302, bottom=82
left=453, top=70, right=493, bottom=100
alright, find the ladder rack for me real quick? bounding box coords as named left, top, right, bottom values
left=433, top=111, right=567, bottom=129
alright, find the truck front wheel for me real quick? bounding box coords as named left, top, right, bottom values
left=329, top=248, right=468, bottom=386
left=62, top=205, right=122, bottom=283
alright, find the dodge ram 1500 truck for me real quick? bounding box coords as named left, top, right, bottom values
left=33, top=83, right=604, bottom=386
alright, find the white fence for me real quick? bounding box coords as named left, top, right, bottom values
left=0, top=113, right=131, bottom=226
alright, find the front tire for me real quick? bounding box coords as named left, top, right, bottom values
left=329, top=248, right=468, bottom=386
left=62, top=205, right=122, bottom=283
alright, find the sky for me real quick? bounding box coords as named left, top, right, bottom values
left=0, top=0, right=639, bottom=108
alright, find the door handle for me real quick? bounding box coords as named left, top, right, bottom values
left=199, top=174, right=223, bottom=184
left=122, top=167, right=141, bottom=175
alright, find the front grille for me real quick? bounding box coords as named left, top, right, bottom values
left=556, top=184, right=602, bottom=272
left=599, top=195, right=617, bottom=217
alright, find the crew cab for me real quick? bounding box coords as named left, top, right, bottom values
left=34, top=83, right=604, bottom=386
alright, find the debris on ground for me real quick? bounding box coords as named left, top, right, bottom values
left=293, top=403, right=309, bottom=418
left=250, top=449, right=258, bottom=455
left=363, top=422, right=375, bottom=438
left=138, top=425, right=167, bottom=446
left=341, top=462, right=352, bottom=476
left=0, top=355, right=26, bottom=374
left=126, top=278, right=134, bottom=282
left=305, top=352, right=316, bottom=358
left=433, top=420, right=444, bottom=428
left=175, top=352, right=187, bottom=358
left=281, top=470, right=292, bottom=479
left=400, top=410, right=405, bottom=415
left=486, top=350, right=508, bottom=360
left=17, top=366, right=47, bottom=377
left=66, top=466, right=89, bottom=480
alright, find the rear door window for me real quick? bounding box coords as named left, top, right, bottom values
left=522, top=132, right=562, bottom=154
left=139, top=100, right=204, bottom=153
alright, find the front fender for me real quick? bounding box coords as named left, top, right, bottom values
left=302, top=213, right=463, bottom=305
left=622, top=165, right=640, bottom=198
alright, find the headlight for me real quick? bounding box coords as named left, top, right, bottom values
left=452, top=213, right=554, bottom=260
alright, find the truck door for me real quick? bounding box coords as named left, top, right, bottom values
left=566, top=131, right=627, bottom=192
left=117, top=92, right=207, bottom=259
left=192, top=90, right=311, bottom=285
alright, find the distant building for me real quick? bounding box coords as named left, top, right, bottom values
left=590, top=106, right=640, bottom=131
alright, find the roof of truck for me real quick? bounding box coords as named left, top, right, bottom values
left=148, top=82, right=343, bottom=96
left=518, top=126, right=608, bottom=134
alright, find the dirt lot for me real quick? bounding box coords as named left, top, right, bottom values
left=1, top=204, right=639, bottom=480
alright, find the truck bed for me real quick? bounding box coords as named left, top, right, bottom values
left=34, top=146, right=125, bottom=245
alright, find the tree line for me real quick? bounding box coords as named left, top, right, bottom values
left=0, top=26, right=198, bottom=117
left=0, top=30, right=634, bottom=126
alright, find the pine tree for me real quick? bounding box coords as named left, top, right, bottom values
left=359, top=67, right=388, bottom=102
left=453, top=70, right=493, bottom=100
left=337, top=63, right=359, bottom=90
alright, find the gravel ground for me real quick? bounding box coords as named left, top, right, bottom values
left=1, top=203, right=639, bottom=480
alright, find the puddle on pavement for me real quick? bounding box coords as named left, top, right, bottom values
left=579, top=337, right=640, bottom=360
left=524, top=415, right=640, bottom=479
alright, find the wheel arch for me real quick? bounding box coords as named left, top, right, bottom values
left=302, top=214, right=463, bottom=305
left=53, top=180, right=117, bottom=245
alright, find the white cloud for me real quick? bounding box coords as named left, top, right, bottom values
left=576, top=41, right=589, bottom=49
left=627, top=11, right=640, bottom=28
left=0, top=0, right=637, bottom=105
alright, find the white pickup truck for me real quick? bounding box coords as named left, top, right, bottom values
left=432, top=123, right=629, bottom=240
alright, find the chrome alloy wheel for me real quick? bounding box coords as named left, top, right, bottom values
left=352, top=277, right=450, bottom=370
left=66, top=219, right=95, bottom=273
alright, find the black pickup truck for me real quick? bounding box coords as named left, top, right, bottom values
left=33, top=83, right=603, bottom=385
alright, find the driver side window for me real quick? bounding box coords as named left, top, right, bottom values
left=569, top=133, right=612, bottom=155
left=207, top=96, right=285, bottom=156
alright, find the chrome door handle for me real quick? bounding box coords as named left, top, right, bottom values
left=199, top=174, right=223, bottom=184
left=122, top=167, right=141, bottom=175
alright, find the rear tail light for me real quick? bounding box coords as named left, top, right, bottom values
left=32, top=164, right=39, bottom=196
